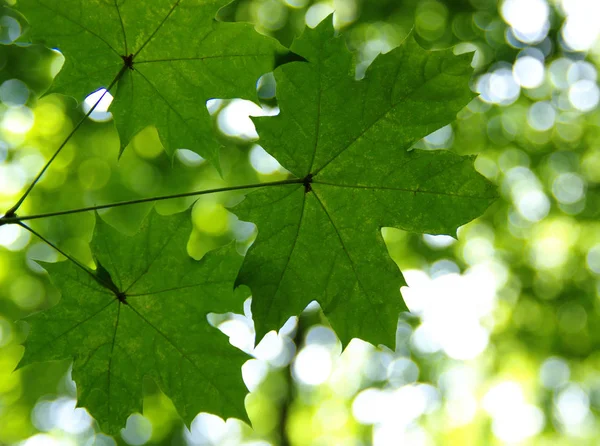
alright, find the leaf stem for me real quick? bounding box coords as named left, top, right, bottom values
left=19, top=222, right=95, bottom=279
left=5, top=66, right=128, bottom=217
left=18, top=221, right=122, bottom=293
left=1, top=178, right=303, bottom=224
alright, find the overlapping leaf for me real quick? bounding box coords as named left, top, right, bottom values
left=19, top=210, right=248, bottom=433
left=234, top=18, right=498, bottom=347
left=17, top=0, right=289, bottom=163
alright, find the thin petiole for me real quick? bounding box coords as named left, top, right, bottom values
left=18, top=222, right=120, bottom=293
left=5, top=65, right=128, bottom=217
left=19, top=222, right=94, bottom=277
left=1, top=178, right=304, bottom=224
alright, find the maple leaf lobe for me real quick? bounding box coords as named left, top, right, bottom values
left=16, top=0, right=291, bottom=166
left=19, top=210, right=249, bottom=434
left=234, top=16, right=497, bottom=348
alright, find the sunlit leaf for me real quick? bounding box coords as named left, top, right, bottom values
left=17, top=0, right=290, bottom=164
left=19, top=210, right=248, bottom=433
left=234, top=17, right=498, bottom=347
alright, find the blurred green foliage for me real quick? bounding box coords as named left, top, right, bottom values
left=3, top=0, right=600, bottom=445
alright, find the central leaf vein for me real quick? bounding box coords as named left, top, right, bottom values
left=312, top=191, right=387, bottom=330
left=126, top=303, right=240, bottom=409
left=107, top=303, right=122, bottom=420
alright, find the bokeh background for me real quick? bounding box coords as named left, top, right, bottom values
left=2, top=0, right=600, bottom=444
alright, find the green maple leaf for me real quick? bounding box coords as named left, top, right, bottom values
left=16, top=0, right=289, bottom=164
left=233, top=18, right=498, bottom=347
left=19, top=210, right=248, bottom=434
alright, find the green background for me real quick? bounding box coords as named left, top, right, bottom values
left=2, top=0, right=600, bottom=444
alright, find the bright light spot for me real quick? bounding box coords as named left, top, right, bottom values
left=374, top=424, right=429, bottom=446
left=305, top=325, right=338, bottom=347
left=231, top=217, right=255, bottom=247
left=550, top=58, right=574, bottom=89
left=445, top=395, right=478, bottom=426
left=0, top=222, right=30, bottom=251
left=411, top=325, right=440, bottom=354
left=332, top=0, right=358, bottom=27
left=531, top=234, right=570, bottom=270
left=305, top=3, right=334, bottom=28
left=0, top=164, right=26, bottom=195
left=175, top=148, right=205, bottom=167
left=83, top=88, right=114, bottom=122
left=540, top=357, right=570, bottom=389
left=0, top=15, right=21, bottom=44
left=253, top=329, right=295, bottom=368
left=513, top=56, right=545, bottom=89
left=506, top=166, right=550, bottom=222
left=0, top=141, right=7, bottom=162
left=353, top=388, right=387, bottom=424
left=532, top=225, right=574, bottom=271
left=22, top=434, right=70, bottom=446
left=561, top=0, right=600, bottom=51
left=462, top=236, right=495, bottom=265
left=242, top=359, right=269, bottom=392
left=387, top=358, right=419, bottom=387
left=121, top=413, right=152, bottom=446
left=502, top=0, right=549, bottom=43
left=53, top=398, right=92, bottom=434
left=0, top=78, right=29, bottom=106
left=424, top=125, right=453, bottom=148
left=430, top=259, right=460, bottom=278
left=329, top=340, right=370, bottom=398
left=362, top=351, right=391, bottom=382
left=483, top=381, right=545, bottom=443
left=2, top=105, right=34, bottom=133
left=280, top=316, right=298, bottom=337
left=189, top=413, right=227, bottom=445
left=517, top=190, right=551, bottom=222
left=218, top=99, right=274, bottom=139
left=402, top=265, right=498, bottom=360
left=528, top=101, right=556, bottom=131
left=555, top=384, right=590, bottom=427
left=586, top=244, right=600, bottom=274
left=249, top=145, right=287, bottom=175
left=206, top=98, right=222, bottom=114
left=31, top=397, right=92, bottom=435
left=422, top=234, right=456, bottom=249
left=390, top=385, right=429, bottom=424
left=569, top=80, right=600, bottom=112
left=552, top=172, right=585, bottom=204
left=353, top=385, right=434, bottom=430
left=293, top=344, right=333, bottom=385
left=92, top=434, right=116, bottom=446
left=477, top=68, right=520, bottom=105
left=483, top=381, right=525, bottom=414
left=254, top=330, right=283, bottom=361
left=218, top=317, right=254, bottom=354
left=32, top=400, right=55, bottom=431
left=439, top=366, right=479, bottom=426
left=568, top=61, right=598, bottom=84
left=492, top=405, right=544, bottom=442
